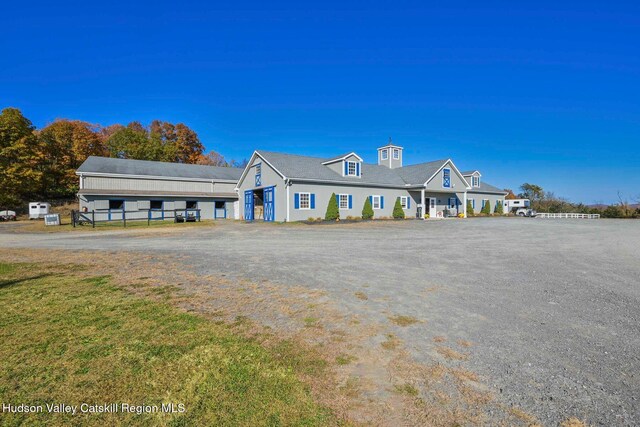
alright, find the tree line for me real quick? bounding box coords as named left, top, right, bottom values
left=505, top=183, right=640, bottom=219
left=0, top=108, right=246, bottom=208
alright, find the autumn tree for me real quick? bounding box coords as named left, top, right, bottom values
left=0, top=108, right=41, bottom=207
left=37, top=119, right=106, bottom=198
left=174, top=123, right=204, bottom=163
left=196, top=150, right=228, bottom=166
left=504, top=189, right=517, bottom=200
left=107, top=123, right=155, bottom=160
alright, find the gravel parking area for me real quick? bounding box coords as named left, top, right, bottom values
left=1, top=218, right=638, bottom=426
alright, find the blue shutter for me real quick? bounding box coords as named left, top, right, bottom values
left=348, top=195, right=353, bottom=209
left=310, top=194, right=315, bottom=209
left=381, top=196, right=385, bottom=209
left=369, top=196, right=373, bottom=206
left=294, top=193, right=300, bottom=209
left=356, top=163, right=360, bottom=176
left=335, top=194, right=339, bottom=205
left=344, top=161, right=348, bottom=175
left=408, top=197, right=411, bottom=208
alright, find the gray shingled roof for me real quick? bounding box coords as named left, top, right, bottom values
left=461, top=170, right=480, bottom=175
left=257, top=151, right=409, bottom=186
left=257, top=151, right=454, bottom=187
left=395, top=159, right=449, bottom=186
left=322, top=152, right=361, bottom=163
left=468, top=181, right=507, bottom=194
left=77, top=156, right=243, bottom=181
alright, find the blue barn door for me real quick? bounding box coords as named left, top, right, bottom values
left=244, top=190, right=254, bottom=220
left=263, top=187, right=275, bottom=222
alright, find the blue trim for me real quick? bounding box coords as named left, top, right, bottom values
left=294, top=193, right=300, bottom=209
left=356, top=162, right=360, bottom=177
left=255, top=163, right=262, bottom=187
left=344, top=161, right=348, bottom=175
left=407, top=197, right=411, bottom=209
left=108, top=199, right=124, bottom=221
left=244, top=190, right=254, bottom=220
left=380, top=196, right=384, bottom=209
left=310, top=194, right=315, bottom=209
left=443, top=168, right=451, bottom=188
left=348, top=195, right=353, bottom=209
left=213, top=201, right=227, bottom=219
left=263, top=186, right=275, bottom=221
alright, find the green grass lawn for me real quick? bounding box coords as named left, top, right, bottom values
left=0, top=263, right=334, bottom=426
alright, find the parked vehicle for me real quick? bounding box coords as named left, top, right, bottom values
left=515, top=208, right=537, bottom=217
left=505, top=199, right=531, bottom=212
left=29, top=202, right=51, bottom=220
left=0, top=210, right=17, bottom=221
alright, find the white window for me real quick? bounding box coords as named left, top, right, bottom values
left=347, top=161, right=357, bottom=176
left=381, top=149, right=388, bottom=160
left=339, top=194, right=349, bottom=209
left=400, top=196, right=408, bottom=209
left=393, top=149, right=399, bottom=160
left=299, top=192, right=310, bottom=209
left=472, top=176, right=479, bottom=187
left=372, top=195, right=381, bottom=209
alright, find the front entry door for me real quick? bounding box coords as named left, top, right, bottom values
left=244, top=190, right=254, bottom=220
left=429, top=198, right=436, bottom=217
left=263, top=187, right=275, bottom=222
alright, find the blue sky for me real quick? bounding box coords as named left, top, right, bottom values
left=2, top=1, right=639, bottom=203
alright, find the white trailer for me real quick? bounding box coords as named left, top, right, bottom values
left=29, top=202, right=51, bottom=220
left=504, top=199, right=530, bottom=212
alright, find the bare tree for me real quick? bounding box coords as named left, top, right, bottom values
left=617, top=191, right=630, bottom=217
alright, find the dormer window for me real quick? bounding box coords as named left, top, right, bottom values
left=345, top=160, right=360, bottom=177
left=381, top=149, right=388, bottom=160
left=472, top=176, right=480, bottom=187
left=393, top=149, right=400, bottom=160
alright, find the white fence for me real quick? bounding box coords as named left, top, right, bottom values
left=536, top=213, right=600, bottom=219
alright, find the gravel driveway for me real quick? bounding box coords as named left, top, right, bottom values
left=1, top=218, right=638, bottom=426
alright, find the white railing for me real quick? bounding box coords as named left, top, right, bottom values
left=536, top=213, right=600, bottom=219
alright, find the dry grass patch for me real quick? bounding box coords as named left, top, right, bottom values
left=381, top=334, right=401, bottom=350
left=335, top=354, right=357, bottom=365
left=303, top=316, right=320, bottom=327
left=561, top=418, right=590, bottom=427
left=339, top=377, right=361, bottom=399
left=436, top=346, right=469, bottom=361
left=449, top=367, right=479, bottom=383
left=393, top=383, right=419, bottom=397
left=456, top=339, right=473, bottom=348
left=388, top=315, right=420, bottom=327
left=459, top=384, right=493, bottom=406
left=508, top=406, right=539, bottom=425
left=354, top=291, right=368, bottom=300
left=433, top=335, right=447, bottom=343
